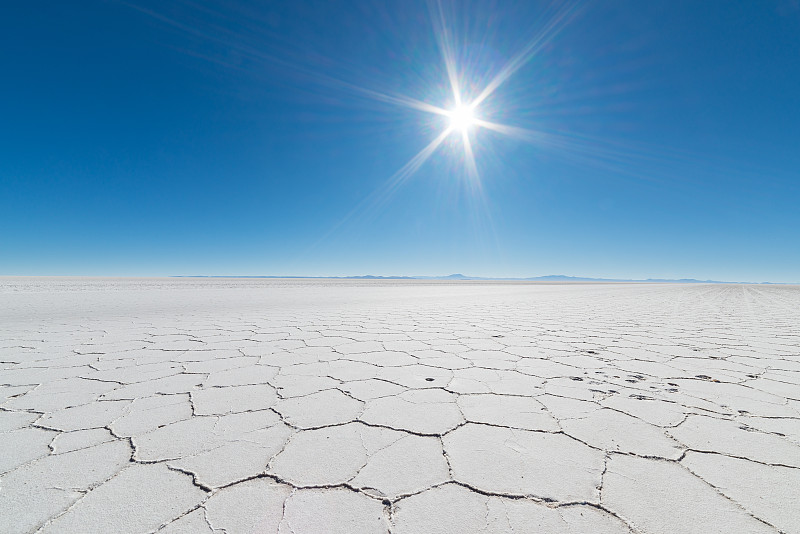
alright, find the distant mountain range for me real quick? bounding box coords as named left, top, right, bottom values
left=175, top=274, right=786, bottom=284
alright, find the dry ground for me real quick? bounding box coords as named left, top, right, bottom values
left=1, top=278, right=799, bottom=533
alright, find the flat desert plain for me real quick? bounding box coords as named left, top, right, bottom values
left=1, top=278, right=799, bottom=534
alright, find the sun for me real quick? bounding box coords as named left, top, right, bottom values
left=330, top=2, right=577, bottom=188
left=447, top=103, right=476, bottom=133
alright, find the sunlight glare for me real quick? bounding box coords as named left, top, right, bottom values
left=447, top=103, right=476, bottom=133
left=321, top=2, right=578, bottom=196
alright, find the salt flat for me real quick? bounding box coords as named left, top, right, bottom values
left=1, top=278, right=799, bottom=534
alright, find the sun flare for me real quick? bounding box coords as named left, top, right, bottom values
left=447, top=103, right=476, bottom=133
left=328, top=2, right=578, bottom=194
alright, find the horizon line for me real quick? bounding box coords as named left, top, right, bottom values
left=3, top=274, right=795, bottom=285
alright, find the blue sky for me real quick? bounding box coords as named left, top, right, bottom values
left=2, top=1, right=799, bottom=281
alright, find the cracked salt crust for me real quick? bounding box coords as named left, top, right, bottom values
left=392, top=483, right=631, bottom=533
left=1, top=278, right=799, bottom=533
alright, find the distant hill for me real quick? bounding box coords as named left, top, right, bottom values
left=175, top=274, right=771, bottom=283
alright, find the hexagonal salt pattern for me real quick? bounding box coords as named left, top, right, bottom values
left=1, top=278, right=799, bottom=533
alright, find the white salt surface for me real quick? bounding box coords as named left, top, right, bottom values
left=1, top=277, right=799, bottom=533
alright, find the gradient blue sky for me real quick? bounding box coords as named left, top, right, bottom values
left=2, top=1, right=799, bottom=281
